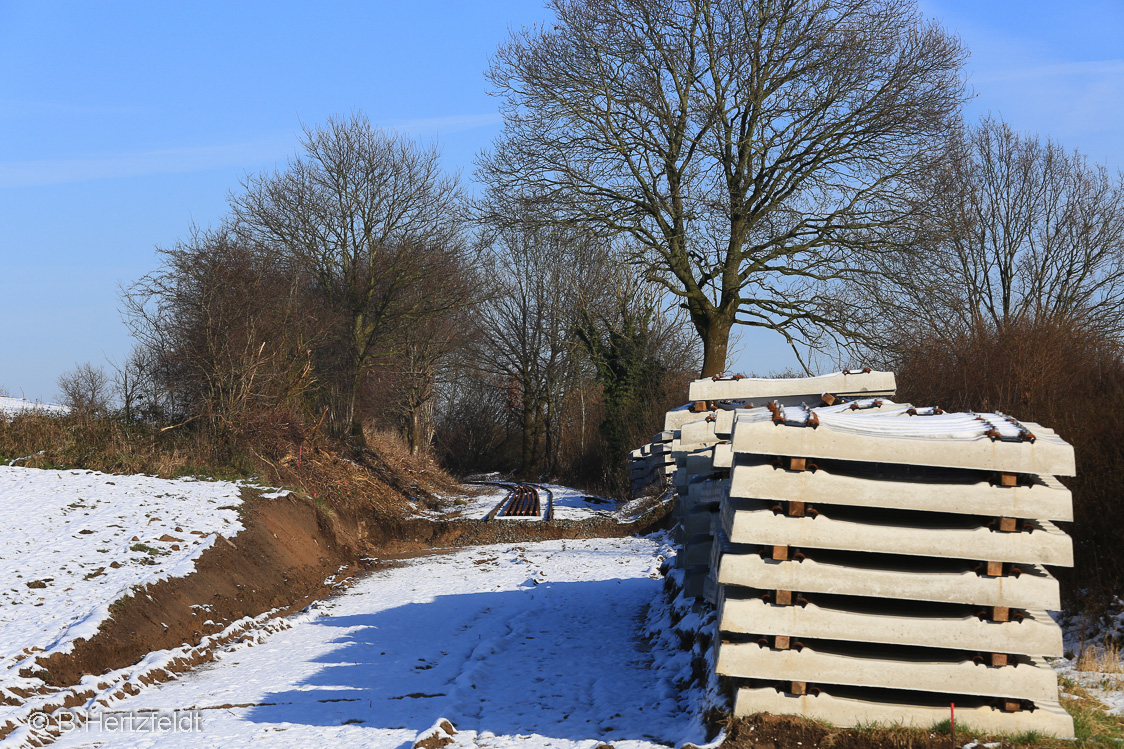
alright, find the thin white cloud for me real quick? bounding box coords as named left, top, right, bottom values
left=380, top=112, right=502, bottom=134
left=0, top=113, right=503, bottom=188
left=974, top=59, right=1124, bottom=83
left=0, top=137, right=296, bottom=188
left=0, top=98, right=145, bottom=117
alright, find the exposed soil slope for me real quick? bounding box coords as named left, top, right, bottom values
left=33, top=492, right=352, bottom=688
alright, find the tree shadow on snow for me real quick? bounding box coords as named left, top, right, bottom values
left=243, top=578, right=690, bottom=745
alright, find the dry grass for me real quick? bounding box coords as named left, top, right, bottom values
left=0, top=409, right=253, bottom=478
left=1060, top=676, right=1124, bottom=744
left=362, top=427, right=463, bottom=497
left=0, top=410, right=464, bottom=522
left=1075, top=641, right=1124, bottom=692
left=1078, top=642, right=1124, bottom=674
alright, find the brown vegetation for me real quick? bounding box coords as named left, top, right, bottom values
left=0, top=407, right=458, bottom=521
left=895, top=321, right=1124, bottom=610
left=717, top=712, right=1053, bottom=748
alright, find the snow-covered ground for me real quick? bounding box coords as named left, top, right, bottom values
left=440, top=484, right=510, bottom=519
left=1055, top=604, right=1124, bottom=713
left=45, top=536, right=711, bottom=748
left=539, top=484, right=616, bottom=520
left=0, top=396, right=68, bottom=416
left=0, top=466, right=244, bottom=704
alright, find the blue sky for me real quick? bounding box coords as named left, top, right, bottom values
left=0, top=1, right=1121, bottom=400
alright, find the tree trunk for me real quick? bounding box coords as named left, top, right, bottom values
left=698, top=314, right=733, bottom=378
left=520, top=397, right=544, bottom=478
left=407, top=403, right=423, bottom=456
left=348, top=366, right=366, bottom=446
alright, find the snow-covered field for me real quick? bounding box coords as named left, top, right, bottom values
left=45, top=536, right=711, bottom=748
left=0, top=396, right=68, bottom=416
left=441, top=484, right=509, bottom=519
left=0, top=466, right=244, bottom=704
left=540, top=484, right=617, bottom=520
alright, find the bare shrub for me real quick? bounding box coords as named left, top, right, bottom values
left=433, top=369, right=516, bottom=475
left=123, top=224, right=323, bottom=437
left=57, top=363, right=110, bottom=420
left=109, top=346, right=153, bottom=422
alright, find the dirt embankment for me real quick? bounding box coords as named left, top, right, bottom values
left=31, top=491, right=672, bottom=691
left=33, top=493, right=354, bottom=688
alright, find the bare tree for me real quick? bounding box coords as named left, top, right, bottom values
left=383, top=296, right=479, bottom=456
left=109, top=346, right=153, bottom=422
left=478, top=0, right=967, bottom=375
left=854, top=117, right=1124, bottom=362
left=58, top=362, right=110, bottom=420
left=232, top=112, right=467, bottom=441
left=475, top=222, right=602, bottom=477
left=433, top=366, right=513, bottom=473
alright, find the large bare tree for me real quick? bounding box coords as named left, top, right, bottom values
left=478, top=0, right=967, bottom=375
left=232, top=113, right=467, bottom=441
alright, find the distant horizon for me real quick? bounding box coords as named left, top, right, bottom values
left=2, top=0, right=1121, bottom=401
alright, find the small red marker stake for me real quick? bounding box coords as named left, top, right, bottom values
left=950, top=702, right=956, bottom=748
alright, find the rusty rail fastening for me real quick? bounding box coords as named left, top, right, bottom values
left=977, top=414, right=1037, bottom=443
left=767, top=402, right=819, bottom=428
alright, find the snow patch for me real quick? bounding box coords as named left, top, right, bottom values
left=0, top=465, right=244, bottom=701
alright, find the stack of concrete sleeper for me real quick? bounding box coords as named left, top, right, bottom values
left=711, top=391, right=1075, bottom=736
left=669, top=371, right=897, bottom=599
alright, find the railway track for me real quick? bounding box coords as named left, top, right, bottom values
left=472, top=481, right=554, bottom=521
